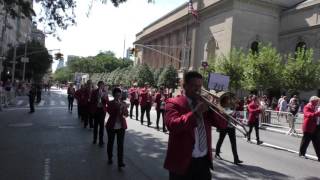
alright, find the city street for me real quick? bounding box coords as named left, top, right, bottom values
left=0, top=89, right=319, bottom=180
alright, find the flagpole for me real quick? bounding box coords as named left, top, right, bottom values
left=185, top=1, right=191, bottom=70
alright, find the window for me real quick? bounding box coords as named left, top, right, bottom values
left=295, top=42, right=306, bottom=53
left=251, top=41, right=259, bottom=54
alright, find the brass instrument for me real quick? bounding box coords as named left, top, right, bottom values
left=199, top=88, right=248, bottom=137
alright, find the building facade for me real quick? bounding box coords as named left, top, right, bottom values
left=135, top=0, right=320, bottom=71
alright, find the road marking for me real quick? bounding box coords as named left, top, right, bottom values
left=8, top=123, right=33, bottom=127
left=44, top=158, right=51, bottom=180
left=60, top=101, right=66, bottom=106
left=3, top=106, right=69, bottom=111
left=17, top=100, right=23, bottom=106
left=50, top=100, right=55, bottom=106
left=246, top=138, right=318, bottom=160
left=39, top=100, right=45, bottom=106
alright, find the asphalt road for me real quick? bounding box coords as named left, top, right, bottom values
left=0, top=89, right=319, bottom=180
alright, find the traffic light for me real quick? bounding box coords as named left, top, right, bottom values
left=54, top=52, right=64, bottom=60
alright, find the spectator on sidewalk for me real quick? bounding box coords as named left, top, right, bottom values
left=129, top=83, right=139, bottom=120
left=299, top=96, right=320, bottom=161
left=287, top=98, right=299, bottom=135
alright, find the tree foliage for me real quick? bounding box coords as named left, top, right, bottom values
left=157, top=65, right=178, bottom=89
left=66, top=51, right=132, bottom=74
left=5, top=40, right=52, bottom=81
left=53, top=66, right=73, bottom=83
left=0, top=0, right=153, bottom=35
left=215, top=48, right=245, bottom=91
left=283, top=48, right=320, bottom=91
left=242, top=44, right=283, bottom=91
left=136, top=64, right=154, bottom=87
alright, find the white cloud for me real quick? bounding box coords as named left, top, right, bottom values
left=35, top=0, right=187, bottom=71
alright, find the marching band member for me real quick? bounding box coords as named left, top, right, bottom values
left=129, top=83, right=139, bottom=120
left=106, top=87, right=128, bottom=170
left=140, top=83, right=152, bottom=126
left=164, top=71, right=225, bottom=180
left=155, top=87, right=168, bottom=132
left=247, top=95, right=263, bottom=145
left=215, top=95, right=243, bottom=165
left=90, top=81, right=109, bottom=146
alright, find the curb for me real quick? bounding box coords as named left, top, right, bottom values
left=260, top=126, right=303, bottom=138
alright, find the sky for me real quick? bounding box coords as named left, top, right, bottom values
left=34, top=0, right=187, bottom=71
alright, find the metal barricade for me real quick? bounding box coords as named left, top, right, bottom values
left=238, top=109, right=303, bottom=136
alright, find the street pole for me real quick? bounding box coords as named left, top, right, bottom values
left=22, top=39, right=28, bottom=81
left=11, top=45, right=17, bottom=82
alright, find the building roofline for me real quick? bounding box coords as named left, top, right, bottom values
left=136, top=2, right=189, bottom=37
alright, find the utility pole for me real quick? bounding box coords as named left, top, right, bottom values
left=22, top=38, right=29, bottom=81
left=11, top=45, right=17, bottom=82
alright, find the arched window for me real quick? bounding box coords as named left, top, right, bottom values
left=295, top=42, right=307, bottom=53
left=295, top=42, right=307, bottom=58
left=251, top=41, right=259, bottom=54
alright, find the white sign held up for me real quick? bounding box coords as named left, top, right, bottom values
left=208, top=73, right=230, bottom=91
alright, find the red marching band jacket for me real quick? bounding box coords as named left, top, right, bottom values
left=247, top=101, right=261, bottom=125
left=105, top=100, right=128, bottom=130
left=89, top=88, right=109, bottom=113
left=139, top=88, right=152, bottom=107
left=164, top=96, right=225, bottom=175
left=302, top=102, right=320, bottom=133
left=154, top=92, right=168, bottom=111
left=75, top=88, right=90, bottom=107
left=129, top=87, right=139, bottom=104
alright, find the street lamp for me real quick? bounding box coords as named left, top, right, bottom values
left=22, top=35, right=30, bottom=81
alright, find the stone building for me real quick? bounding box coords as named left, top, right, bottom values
left=134, top=0, right=320, bottom=72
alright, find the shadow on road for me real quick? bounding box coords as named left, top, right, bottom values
left=212, top=159, right=291, bottom=180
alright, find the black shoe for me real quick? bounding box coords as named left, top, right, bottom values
left=92, top=140, right=97, bottom=144
left=299, top=154, right=308, bottom=159
left=257, top=141, right=263, bottom=145
left=215, top=154, right=223, bottom=160
left=108, top=160, right=113, bottom=165
left=118, top=163, right=126, bottom=168
left=163, top=129, right=167, bottom=133
left=99, top=142, right=105, bottom=147
left=29, top=111, right=34, bottom=114
left=234, top=160, right=243, bottom=165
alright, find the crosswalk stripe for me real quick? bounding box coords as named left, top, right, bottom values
left=60, top=101, right=66, bottom=106
left=17, top=100, right=23, bottom=106
left=39, top=100, right=45, bottom=106
left=50, top=100, right=55, bottom=106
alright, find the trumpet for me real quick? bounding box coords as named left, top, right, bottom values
left=199, top=88, right=248, bottom=137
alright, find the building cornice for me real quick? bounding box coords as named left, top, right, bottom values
left=279, top=23, right=320, bottom=37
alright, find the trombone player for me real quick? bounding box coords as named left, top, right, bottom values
left=215, top=95, right=243, bottom=165
left=164, top=71, right=226, bottom=180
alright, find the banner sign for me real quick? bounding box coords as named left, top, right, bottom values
left=208, top=73, right=230, bottom=91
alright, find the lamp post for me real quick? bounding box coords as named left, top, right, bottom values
left=22, top=35, right=30, bottom=81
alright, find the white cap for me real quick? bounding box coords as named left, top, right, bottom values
left=309, top=96, right=320, bottom=102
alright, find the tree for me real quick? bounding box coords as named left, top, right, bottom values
left=283, top=48, right=320, bottom=92
left=136, top=64, right=154, bottom=87
left=5, top=40, right=52, bottom=81
left=242, top=44, right=283, bottom=93
left=158, top=65, right=178, bottom=89
left=53, top=66, right=73, bottom=83
left=215, top=48, right=245, bottom=92
left=153, top=67, right=163, bottom=87
left=1, top=0, right=153, bottom=35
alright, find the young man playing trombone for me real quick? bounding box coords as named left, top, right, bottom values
left=164, top=71, right=225, bottom=180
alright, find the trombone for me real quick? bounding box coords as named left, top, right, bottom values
left=199, top=88, right=248, bottom=137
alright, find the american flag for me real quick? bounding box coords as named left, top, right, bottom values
left=188, top=0, right=199, bottom=19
